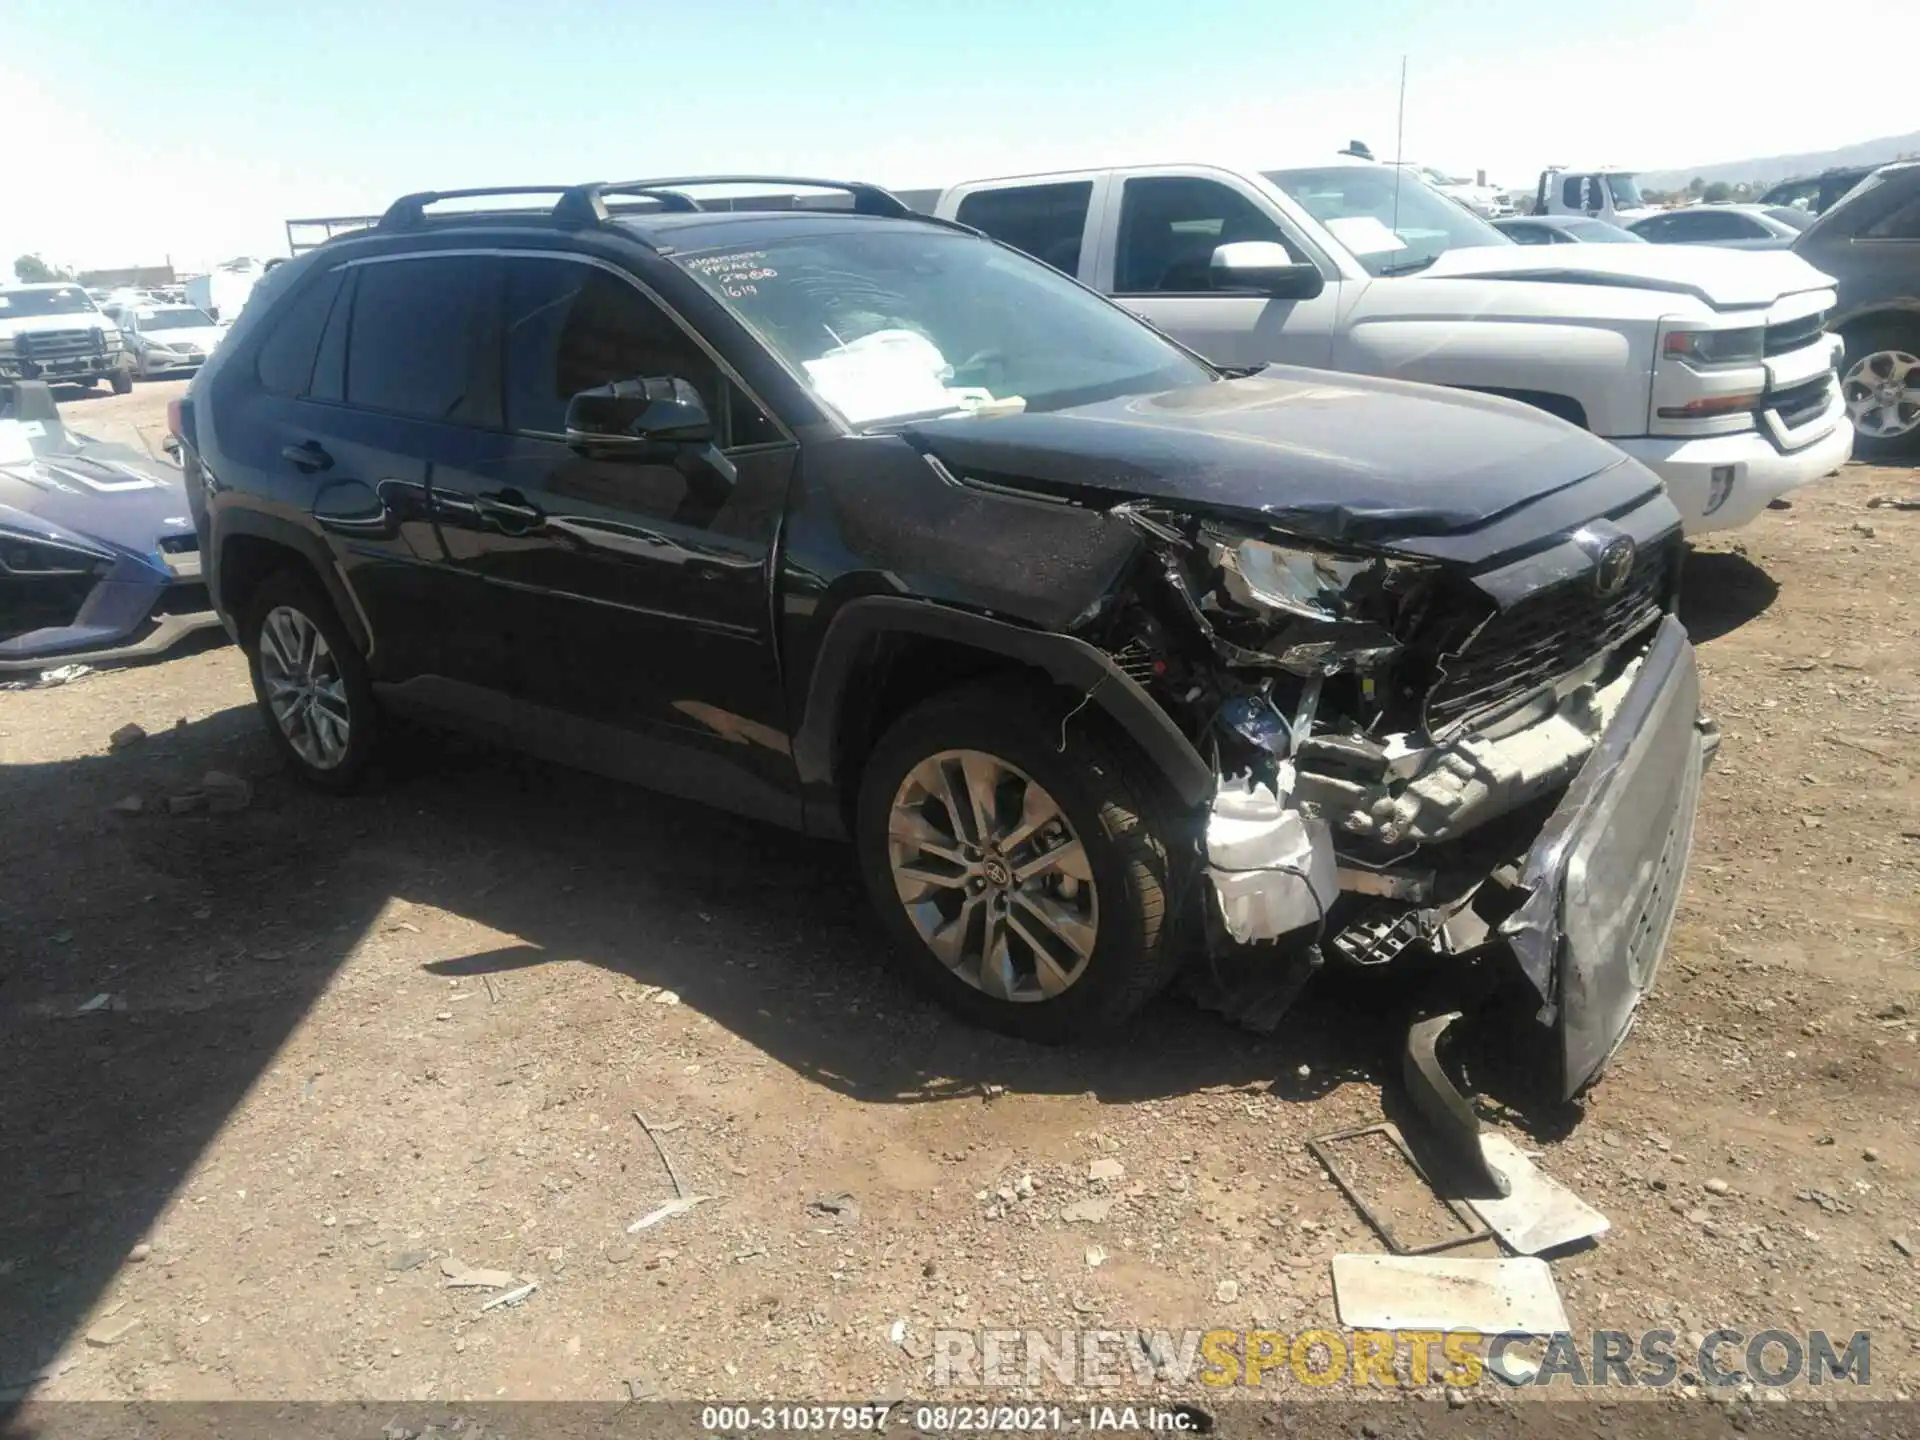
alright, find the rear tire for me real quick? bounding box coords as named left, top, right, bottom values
left=1839, top=319, right=1920, bottom=461
left=241, top=569, right=378, bottom=792
left=854, top=678, right=1186, bottom=1042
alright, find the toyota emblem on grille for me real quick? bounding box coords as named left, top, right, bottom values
left=1593, top=537, right=1637, bottom=595
left=1574, top=525, right=1637, bottom=597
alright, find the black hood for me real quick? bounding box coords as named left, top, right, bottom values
left=904, top=369, right=1653, bottom=548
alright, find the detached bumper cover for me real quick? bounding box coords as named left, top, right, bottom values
left=1499, top=613, right=1713, bottom=1101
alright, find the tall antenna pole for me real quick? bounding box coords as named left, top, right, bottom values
left=1391, top=55, right=1407, bottom=238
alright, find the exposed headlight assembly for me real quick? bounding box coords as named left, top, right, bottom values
left=0, top=531, right=108, bottom=577
left=1203, top=528, right=1431, bottom=676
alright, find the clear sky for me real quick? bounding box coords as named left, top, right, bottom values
left=4, top=0, right=1912, bottom=274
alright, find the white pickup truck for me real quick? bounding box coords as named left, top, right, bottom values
left=930, top=159, right=1853, bottom=535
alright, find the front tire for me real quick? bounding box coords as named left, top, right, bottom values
left=855, top=679, right=1185, bottom=1043
left=110, top=367, right=133, bottom=395
left=1839, top=320, right=1920, bottom=461
left=241, top=569, right=378, bottom=792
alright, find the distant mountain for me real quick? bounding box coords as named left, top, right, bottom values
left=1639, top=132, right=1920, bottom=192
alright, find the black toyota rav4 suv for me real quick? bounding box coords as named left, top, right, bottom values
left=177, top=176, right=1715, bottom=1158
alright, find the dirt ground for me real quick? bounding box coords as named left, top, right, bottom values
left=2, top=379, right=1917, bottom=1410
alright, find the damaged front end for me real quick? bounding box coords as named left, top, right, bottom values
left=1, top=381, right=221, bottom=672
left=1092, top=498, right=1714, bottom=1122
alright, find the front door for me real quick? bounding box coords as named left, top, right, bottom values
left=429, top=253, right=800, bottom=824
left=1103, top=174, right=1341, bottom=368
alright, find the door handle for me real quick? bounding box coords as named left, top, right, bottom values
left=281, top=441, right=334, bottom=473
left=476, top=488, right=544, bottom=531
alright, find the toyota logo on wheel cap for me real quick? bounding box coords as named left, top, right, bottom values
left=1574, top=525, right=1637, bottom=597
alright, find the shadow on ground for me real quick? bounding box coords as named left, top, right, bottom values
left=0, top=705, right=1431, bottom=1384
left=1679, top=548, right=1781, bottom=645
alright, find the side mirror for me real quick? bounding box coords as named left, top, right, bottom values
left=565, top=376, right=713, bottom=450
left=564, top=376, right=736, bottom=485
left=1209, top=242, right=1325, bottom=299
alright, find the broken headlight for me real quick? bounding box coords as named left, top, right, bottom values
left=0, top=531, right=108, bottom=577
left=1204, top=529, right=1432, bottom=676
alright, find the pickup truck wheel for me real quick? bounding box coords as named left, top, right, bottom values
left=855, top=681, right=1182, bottom=1043
left=1839, top=321, right=1920, bottom=460
left=110, top=368, right=133, bottom=395
left=241, top=570, right=378, bottom=792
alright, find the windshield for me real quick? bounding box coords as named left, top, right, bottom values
left=0, top=286, right=98, bottom=318
left=1264, top=166, right=1509, bottom=276
left=139, top=307, right=217, bottom=331
left=1605, top=174, right=1646, bottom=209
left=679, top=228, right=1213, bottom=427
left=1562, top=218, right=1646, bottom=243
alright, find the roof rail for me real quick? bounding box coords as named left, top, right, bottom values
left=563, top=175, right=915, bottom=222
left=373, top=175, right=919, bottom=240
left=377, top=186, right=578, bottom=231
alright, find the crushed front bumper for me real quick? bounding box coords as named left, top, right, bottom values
left=1501, top=613, right=1715, bottom=1100
left=1401, top=615, right=1713, bottom=1188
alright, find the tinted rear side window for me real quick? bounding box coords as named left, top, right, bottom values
left=954, top=182, right=1094, bottom=276
left=345, top=256, right=491, bottom=422
left=254, top=267, right=345, bottom=396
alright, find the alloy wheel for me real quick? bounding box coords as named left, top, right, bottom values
left=258, top=604, right=352, bottom=769
left=887, top=749, right=1099, bottom=1002
left=1841, top=348, right=1920, bottom=439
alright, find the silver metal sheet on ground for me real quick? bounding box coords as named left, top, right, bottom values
left=1331, top=1254, right=1570, bottom=1334
left=1465, top=1132, right=1610, bottom=1255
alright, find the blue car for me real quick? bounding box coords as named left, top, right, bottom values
left=1, top=380, right=223, bottom=672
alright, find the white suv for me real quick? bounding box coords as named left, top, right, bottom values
left=933, top=159, right=1853, bottom=535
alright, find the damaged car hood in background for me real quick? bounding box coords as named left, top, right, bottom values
left=905, top=370, right=1659, bottom=549
left=0, top=440, right=193, bottom=562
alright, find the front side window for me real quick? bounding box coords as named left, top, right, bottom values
left=680, top=228, right=1212, bottom=428
left=954, top=182, right=1094, bottom=276
left=1606, top=174, right=1645, bottom=210
left=345, top=256, right=491, bottom=422
left=1114, top=177, right=1298, bottom=293
left=1503, top=223, right=1552, bottom=245
left=501, top=259, right=722, bottom=436
left=1266, top=166, right=1509, bottom=276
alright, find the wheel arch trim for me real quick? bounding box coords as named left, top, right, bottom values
left=213, top=510, right=373, bottom=657
left=793, top=596, right=1216, bottom=821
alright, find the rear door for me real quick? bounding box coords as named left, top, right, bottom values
left=209, top=259, right=459, bottom=684
left=427, top=252, right=800, bottom=823
left=1099, top=172, right=1340, bottom=368
left=951, top=180, right=1107, bottom=282
left=317, top=252, right=508, bottom=693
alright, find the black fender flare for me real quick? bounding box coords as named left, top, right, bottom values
left=791, top=595, right=1216, bottom=813
left=1832, top=301, right=1920, bottom=339
left=211, top=508, right=373, bottom=657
